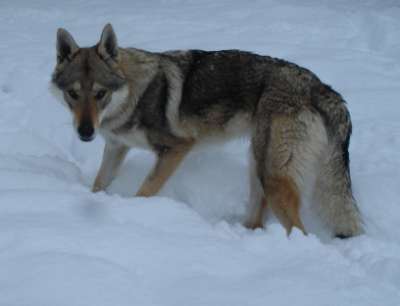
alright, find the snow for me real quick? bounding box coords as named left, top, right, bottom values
left=1, top=0, right=400, bottom=305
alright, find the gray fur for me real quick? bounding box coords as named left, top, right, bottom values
left=51, top=24, right=363, bottom=237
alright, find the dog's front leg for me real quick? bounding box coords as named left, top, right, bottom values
left=136, top=141, right=194, bottom=197
left=92, top=141, right=129, bottom=192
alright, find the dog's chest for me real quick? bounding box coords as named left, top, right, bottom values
left=100, top=127, right=151, bottom=150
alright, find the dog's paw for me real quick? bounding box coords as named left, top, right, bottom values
left=91, top=185, right=104, bottom=193
left=243, top=220, right=264, bottom=230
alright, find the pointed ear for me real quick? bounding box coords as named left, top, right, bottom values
left=98, top=23, right=118, bottom=60
left=56, top=28, right=79, bottom=64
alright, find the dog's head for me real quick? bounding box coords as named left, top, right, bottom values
left=51, top=24, right=127, bottom=142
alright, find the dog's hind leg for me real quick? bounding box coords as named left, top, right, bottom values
left=244, top=197, right=267, bottom=230
left=244, top=149, right=268, bottom=229
left=264, top=176, right=306, bottom=235
left=255, top=111, right=328, bottom=235
left=92, top=141, right=129, bottom=192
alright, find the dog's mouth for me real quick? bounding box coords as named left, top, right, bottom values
left=79, top=134, right=95, bottom=142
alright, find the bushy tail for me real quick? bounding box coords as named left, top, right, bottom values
left=311, top=84, right=363, bottom=237
left=311, top=84, right=352, bottom=167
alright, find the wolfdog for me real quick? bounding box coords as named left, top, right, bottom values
left=51, top=24, right=363, bottom=238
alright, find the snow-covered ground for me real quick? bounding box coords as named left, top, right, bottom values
left=1, top=0, right=400, bottom=305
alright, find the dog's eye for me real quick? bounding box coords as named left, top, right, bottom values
left=67, top=89, right=79, bottom=100
left=95, top=90, right=107, bottom=100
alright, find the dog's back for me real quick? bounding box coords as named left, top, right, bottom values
left=158, top=49, right=363, bottom=237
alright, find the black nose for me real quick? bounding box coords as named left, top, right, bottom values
left=77, top=123, right=95, bottom=142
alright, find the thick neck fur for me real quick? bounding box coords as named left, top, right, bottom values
left=99, top=48, right=160, bottom=131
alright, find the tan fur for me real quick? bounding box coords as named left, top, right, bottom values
left=265, top=176, right=306, bottom=235
left=72, top=98, right=99, bottom=130
left=245, top=110, right=328, bottom=234
left=136, top=140, right=194, bottom=197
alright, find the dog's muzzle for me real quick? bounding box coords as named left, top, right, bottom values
left=77, top=123, right=95, bottom=142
